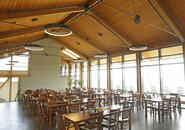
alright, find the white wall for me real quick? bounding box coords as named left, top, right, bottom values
left=20, top=38, right=67, bottom=92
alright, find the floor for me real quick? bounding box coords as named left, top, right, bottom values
left=0, top=102, right=184, bottom=130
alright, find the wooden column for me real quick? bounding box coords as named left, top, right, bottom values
left=87, top=61, right=90, bottom=88
left=79, top=63, right=82, bottom=88
left=136, top=52, right=142, bottom=95
left=183, top=43, right=185, bottom=82
left=107, top=56, right=111, bottom=90
left=9, top=55, right=13, bottom=102
left=67, top=64, right=71, bottom=89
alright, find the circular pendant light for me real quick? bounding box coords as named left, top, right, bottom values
left=94, top=54, right=108, bottom=58
left=25, top=44, right=44, bottom=51
left=72, top=59, right=83, bottom=62
left=44, top=24, right=72, bottom=37
left=129, top=45, right=147, bottom=51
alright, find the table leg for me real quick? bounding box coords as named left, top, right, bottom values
left=158, top=102, right=160, bottom=121
left=49, top=108, right=53, bottom=128
left=75, top=123, right=79, bottom=130
left=145, top=100, right=147, bottom=119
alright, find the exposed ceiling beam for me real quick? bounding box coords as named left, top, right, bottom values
left=0, top=6, right=85, bottom=20
left=72, top=31, right=107, bottom=54
left=0, top=27, right=43, bottom=40
left=89, top=10, right=133, bottom=47
left=148, top=0, right=185, bottom=42
left=51, top=38, right=88, bottom=61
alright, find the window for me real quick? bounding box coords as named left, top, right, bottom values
left=99, top=59, right=107, bottom=89
left=90, top=60, right=98, bottom=88
left=61, top=65, right=68, bottom=76
left=141, top=45, right=185, bottom=94
left=0, top=52, right=29, bottom=71
left=111, top=56, right=122, bottom=90
left=160, top=46, right=185, bottom=94
left=82, top=62, right=87, bottom=88
left=141, top=50, right=161, bottom=93
left=123, top=54, right=137, bottom=92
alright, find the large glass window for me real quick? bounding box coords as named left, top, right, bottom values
left=61, top=64, right=68, bottom=76
left=0, top=52, right=29, bottom=71
left=82, top=62, right=87, bottom=88
left=111, top=56, right=122, bottom=90
left=141, top=45, right=185, bottom=94
left=90, top=60, right=98, bottom=88
left=141, top=50, right=161, bottom=93
left=99, top=59, right=107, bottom=89
left=123, top=54, right=137, bottom=92
left=160, top=46, right=185, bottom=94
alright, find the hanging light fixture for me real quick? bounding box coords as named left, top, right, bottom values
left=129, top=44, right=147, bottom=51
left=44, top=24, right=72, bottom=37
left=72, top=59, right=84, bottom=62
left=25, top=44, right=44, bottom=51
left=94, top=54, right=108, bottom=58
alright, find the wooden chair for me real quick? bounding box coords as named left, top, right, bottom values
left=102, top=108, right=120, bottom=130
left=79, top=111, right=103, bottom=130
left=118, top=106, right=132, bottom=130
left=85, top=101, right=96, bottom=110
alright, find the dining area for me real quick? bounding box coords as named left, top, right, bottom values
left=19, top=88, right=184, bottom=130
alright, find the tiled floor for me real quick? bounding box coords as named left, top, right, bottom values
left=0, top=102, right=184, bottom=130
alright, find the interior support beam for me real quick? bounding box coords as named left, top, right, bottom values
left=72, top=31, right=106, bottom=54
left=9, top=55, right=13, bottom=102
left=89, top=10, right=133, bottom=47
left=107, top=55, right=111, bottom=90
left=67, top=64, right=71, bottom=89
left=0, top=6, right=84, bottom=20
left=0, top=77, right=9, bottom=89
left=51, top=38, right=88, bottom=61
left=148, top=0, right=185, bottom=42
left=136, top=52, right=142, bottom=95
left=87, top=61, right=90, bottom=89
left=79, top=63, right=82, bottom=88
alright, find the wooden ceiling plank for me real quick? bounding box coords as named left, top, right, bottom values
left=51, top=37, right=88, bottom=61
left=0, top=6, right=85, bottom=20
left=148, top=0, right=185, bottom=42
left=72, top=31, right=106, bottom=54
left=89, top=10, right=133, bottom=47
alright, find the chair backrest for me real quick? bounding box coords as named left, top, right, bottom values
left=85, top=111, right=103, bottom=129
left=86, top=101, right=96, bottom=109
left=68, top=104, right=80, bottom=113
left=121, top=106, right=131, bottom=120
left=108, top=108, right=120, bottom=125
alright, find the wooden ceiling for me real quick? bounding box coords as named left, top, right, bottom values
left=0, top=0, right=184, bottom=63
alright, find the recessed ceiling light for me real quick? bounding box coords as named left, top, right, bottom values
left=31, top=18, right=38, bottom=22
left=129, top=45, right=147, bottom=51
left=98, top=33, right=103, bottom=37
left=76, top=42, right=80, bottom=45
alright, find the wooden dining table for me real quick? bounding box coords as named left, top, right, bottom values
left=43, top=98, right=96, bottom=128
left=63, top=105, right=122, bottom=130
left=144, top=97, right=167, bottom=121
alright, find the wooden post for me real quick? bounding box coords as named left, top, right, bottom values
left=136, top=52, right=142, bottom=95
left=9, top=55, right=13, bottom=102
left=183, top=43, right=185, bottom=82
left=79, top=63, right=82, bottom=88
left=67, top=64, right=71, bottom=89
left=107, top=55, right=111, bottom=90
left=87, top=61, right=90, bottom=89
